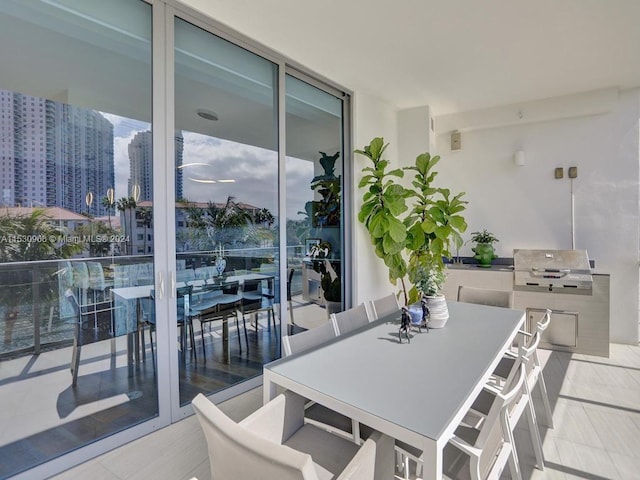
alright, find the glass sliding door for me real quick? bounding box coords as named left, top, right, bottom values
left=284, top=75, right=346, bottom=330
left=173, top=17, right=280, bottom=405
left=0, top=0, right=156, bottom=477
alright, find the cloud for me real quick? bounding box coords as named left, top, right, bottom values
left=180, top=133, right=316, bottom=220
left=110, top=126, right=323, bottom=221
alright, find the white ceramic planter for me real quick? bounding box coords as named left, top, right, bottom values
left=425, top=294, right=449, bottom=328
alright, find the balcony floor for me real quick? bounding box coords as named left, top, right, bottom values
left=47, top=341, right=640, bottom=480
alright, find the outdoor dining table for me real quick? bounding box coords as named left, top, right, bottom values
left=110, top=272, right=273, bottom=362
left=263, top=300, right=525, bottom=480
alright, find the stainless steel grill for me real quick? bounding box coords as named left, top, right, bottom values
left=513, top=249, right=593, bottom=295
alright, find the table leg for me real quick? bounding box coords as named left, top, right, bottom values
left=421, top=437, right=443, bottom=480
left=127, top=332, right=134, bottom=375
left=222, top=317, right=229, bottom=362
left=262, top=371, right=277, bottom=404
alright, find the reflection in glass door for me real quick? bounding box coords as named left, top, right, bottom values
left=173, top=17, right=280, bottom=405
left=285, top=75, right=346, bottom=333
left=0, top=1, right=156, bottom=477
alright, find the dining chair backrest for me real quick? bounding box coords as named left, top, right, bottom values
left=242, top=278, right=261, bottom=296
left=176, top=268, right=196, bottom=283
left=140, top=297, right=155, bottom=325
left=502, top=329, right=541, bottom=392
left=64, top=289, right=81, bottom=324
left=475, top=363, right=526, bottom=479
left=86, top=261, right=106, bottom=291
left=222, top=280, right=239, bottom=295
left=72, top=261, right=90, bottom=290
left=457, top=285, right=514, bottom=308
left=282, top=320, right=338, bottom=357
left=369, top=294, right=400, bottom=320
left=113, top=264, right=132, bottom=287
left=331, top=304, right=370, bottom=336
left=537, top=309, right=551, bottom=333
left=192, top=392, right=315, bottom=480
left=176, top=285, right=192, bottom=321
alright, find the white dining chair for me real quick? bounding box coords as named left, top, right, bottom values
left=282, top=320, right=371, bottom=443
left=368, top=293, right=400, bottom=320
left=457, top=285, right=514, bottom=308
left=331, top=303, right=370, bottom=336
left=397, top=364, right=527, bottom=480
left=192, top=391, right=394, bottom=480
left=282, top=320, right=338, bottom=357
left=493, top=309, right=554, bottom=429
left=471, top=329, right=547, bottom=472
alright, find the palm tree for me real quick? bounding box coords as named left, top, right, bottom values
left=0, top=208, right=81, bottom=346
left=254, top=208, right=275, bottom=228
left=183, top=202, right=206, bottom=230
left=116, top=196, right=137, bottom=255
left=101, top=195, right=114, bottom=228
left=203, top=196, right=253, bottom=248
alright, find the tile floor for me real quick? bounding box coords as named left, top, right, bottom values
left=48, top=342, right=640, bottom=480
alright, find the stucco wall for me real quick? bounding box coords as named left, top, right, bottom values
left=351, top=91, right=399, bottom=305
left=433, top=89, right=640, bottom=344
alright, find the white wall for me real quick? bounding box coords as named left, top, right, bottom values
left=351, top=91, right=399, bottom=305
left=432, top=89, right=640, bottom=344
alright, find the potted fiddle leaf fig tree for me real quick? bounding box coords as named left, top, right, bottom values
left=403, top=152, right=468, bottom=327
left=355, top=138, right=410, bottom=302
left=356, top=138, right=468, bottom=327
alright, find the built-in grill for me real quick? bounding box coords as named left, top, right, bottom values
left=513, top=249, right=593, bottom=295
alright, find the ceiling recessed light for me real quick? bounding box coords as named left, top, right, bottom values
left=177, top=162, right=209, bottom=169
left=217, top=179, right=236, bottom=183
left=188, top=177, right=217, bottom=184
left=196, top=109, right=219, bottom=121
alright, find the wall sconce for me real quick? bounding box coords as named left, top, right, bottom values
left=513, top=150, right=525, bottom=166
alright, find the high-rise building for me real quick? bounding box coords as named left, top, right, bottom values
left=128, top=130, right=184, bottom=202
left=0, top=89, right=114, bottom=216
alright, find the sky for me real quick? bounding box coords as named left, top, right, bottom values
left=102, top=112, right=316, bottom=220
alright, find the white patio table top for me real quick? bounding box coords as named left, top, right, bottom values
left=263, top=300, right=525, bottom=480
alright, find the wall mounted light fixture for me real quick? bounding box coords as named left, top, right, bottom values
left=513, top=150, right=525, bottom=166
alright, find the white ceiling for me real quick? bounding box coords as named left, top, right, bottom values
left=179, top=0, right=640, bottom=114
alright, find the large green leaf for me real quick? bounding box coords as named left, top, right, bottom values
left=358, top=175, right=374, bottom=188
left=406, top=222, right=425, bottom=250
left=358, top=202, right=375, bottom=222
left=387, top=217, right=408, bottom=243
left=383, top=234, right=404, bottom=255
left=435, top=225, right=451, bottom=240
left=448, top=215, right=467, bottom=232
left=369, top=213, right=389, bottom=238
left=387, top=168, right=404, bottom=178
left=385, top=196, right=408, bottom=216
left=367, top=137, right=385, bottom=159
left=415, top=153, right=431, bottom=174
left=421, top=217, right=437, bottom=234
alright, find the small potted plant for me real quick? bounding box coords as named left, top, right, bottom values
left=470, top=229, right=499, bottom=267
left=310, top=241, right=342, bottom=315
left=413, top=262, right=449, bottom=328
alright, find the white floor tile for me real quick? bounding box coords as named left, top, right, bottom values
left=41, top=342, right=640, bottom=480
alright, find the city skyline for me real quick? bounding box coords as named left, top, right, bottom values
left=1, top=89, right=318, bottom=221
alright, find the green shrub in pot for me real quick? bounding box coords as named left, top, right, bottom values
left=470, top=229, right=499, bottom=267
